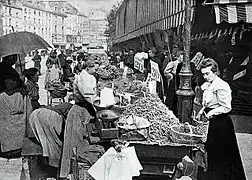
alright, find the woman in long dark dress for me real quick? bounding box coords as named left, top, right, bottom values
left=196, top=58, right=246, bottom=180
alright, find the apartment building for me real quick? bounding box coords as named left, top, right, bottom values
left=65, top=3, right=79, bottom=49
left=2, top=0, right=23, bottom=35
left=0, top=1, right=108, bottom=50
left=88, top=10, right=108, bottom=49
left=22, top=1, right=53, bottom=45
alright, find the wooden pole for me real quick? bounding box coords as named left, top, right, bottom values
left=176, top=0, right=194, bottom=123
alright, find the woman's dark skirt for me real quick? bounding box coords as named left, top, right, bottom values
left=204, top=109, right=246, bottom=180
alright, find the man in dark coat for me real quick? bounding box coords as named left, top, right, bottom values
left=58, top=50, right=67, bottom=68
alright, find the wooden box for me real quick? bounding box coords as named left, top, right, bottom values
left=95, top=118, right=119, bottom=140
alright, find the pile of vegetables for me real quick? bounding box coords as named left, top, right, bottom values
left=119, top=94, right=179, bottom=145
left=96, top=65, right=121, bottom=80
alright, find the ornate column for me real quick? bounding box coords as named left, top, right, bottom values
left=176, top=0, right=194, bottom=123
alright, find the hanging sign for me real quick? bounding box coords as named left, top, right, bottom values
left=233, top=69, right=247, bottom=80
left=134, top=57, right=144, bottom=73
left=241, top=56, right=249, bottom=66
left=150, top=60, right=161, bottom=82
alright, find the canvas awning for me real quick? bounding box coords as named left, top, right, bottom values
left=114, top=0, right=196, bottom=44
left=212, top=0, right=252, bottom=24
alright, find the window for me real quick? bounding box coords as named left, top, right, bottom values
left=34, top=10, right=36, bottom=15
left=39, top=12, right=40, bottom=16
left=16, top=12, right=18, bottom=17
left=5, top=18, right=7, bottom=26
left=9, top=8, right=11, bottom=15
left=55, top=25, right=57, bottom=33
left=34, top=27, right=36, bottom=33
left=5, top=29, right=7, bottom=34
left=55, top=7, right=57, bottom=11
left=34, top=18, right=35, bottom=23
left=24, top=8, right=27, bottom=13
left=24, top=16, right=26, bottom=21
left=5, top=7, right=7, bottom=13
left=9, top=18, right=11, bottom=25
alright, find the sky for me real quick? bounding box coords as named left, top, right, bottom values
left=69, top=0, right=121, bottom=14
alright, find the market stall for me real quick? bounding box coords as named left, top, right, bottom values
left=81, top=62, right=207, bottom=180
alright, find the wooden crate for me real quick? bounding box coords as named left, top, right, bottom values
left=95, top=118, right=119, bottom=140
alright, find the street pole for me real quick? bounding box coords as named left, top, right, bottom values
left=176, top=0, right=194, bottom=123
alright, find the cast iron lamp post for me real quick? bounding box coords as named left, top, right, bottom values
left=176, top=0, right=194, bottom=123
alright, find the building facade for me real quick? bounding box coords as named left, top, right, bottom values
left=2, top=0, right=23, bottom=35
left=88, top=10, right=108, bottom=50
left=65, top=3, right=80, bottom=49
left=22, top=2, right=53, bottom=46
left=0, top=1, right=108, bottom=51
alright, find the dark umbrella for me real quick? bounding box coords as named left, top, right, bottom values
left=0, top=31, right=52, bottom=58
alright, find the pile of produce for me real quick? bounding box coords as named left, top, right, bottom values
left=173, top=123, right=205, bottom=136
left=170, top=122, right=207, bottom=144
left=119, top=94, right=179, bottom=145
left=113, top=78, right=132, bottom=92
left=127, top=80, right=150, bottom=96
left=96, top=65, right=122, bottom=80
left=97, top=78, right=150, bottom=98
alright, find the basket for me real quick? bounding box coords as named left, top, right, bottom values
left=192, top=118, right=209, bottom=142
left=170, top=123, right=205, bottom=144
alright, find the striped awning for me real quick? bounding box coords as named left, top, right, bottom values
left=213, top=0, right=252, bottom=24
left=213, top=0, right=252, bottom=4
left=114, top=0, right=196, bottom=44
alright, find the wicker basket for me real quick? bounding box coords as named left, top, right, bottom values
left=192, top=118, right=209, bottom=142
left=170, top=123, right=205, bottom=144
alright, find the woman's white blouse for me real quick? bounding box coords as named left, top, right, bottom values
left=201, top=76, right=232, bottom=116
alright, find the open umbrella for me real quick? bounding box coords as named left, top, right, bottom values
left=0, top=31, right=52, bottom=58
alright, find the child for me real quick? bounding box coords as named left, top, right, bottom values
left=23, top=68, right=40, bottom=110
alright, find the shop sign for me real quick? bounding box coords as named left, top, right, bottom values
left=134, top=57, right=144, bottom=73
left=150, top=60, right=161, bottom=82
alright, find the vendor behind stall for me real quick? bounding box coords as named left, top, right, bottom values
left=0, top=54, right=26, bottom=96
left=73, top=60, right=98, bottom=117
